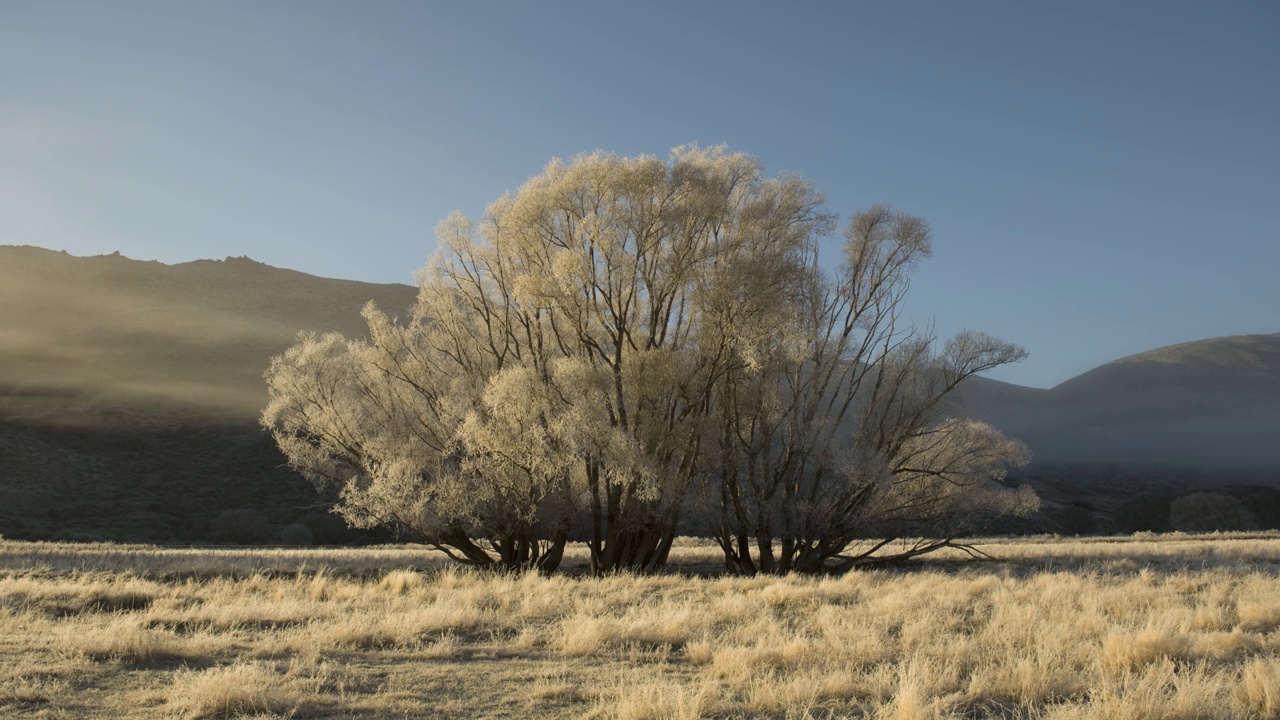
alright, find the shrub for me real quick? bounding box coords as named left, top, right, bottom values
left=209, top=509, right=273, bottom=545
left=1220, top=485, right=1280, bottom=530
left=1112, top=493, right=1174, bottom=533
left=298, top=512, right=349, bottom=545
left=279, top=523, right=313, bottom=546
left=1169, top=492, right=1258, bottom=533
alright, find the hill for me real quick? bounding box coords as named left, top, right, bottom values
left=1, top=245, right=1277, bottom=542
left=956, top=333, right=1280, bottom=469
left=0, top=246, right=417, bottom=542
left=952, top=334, right=1280, bottom=535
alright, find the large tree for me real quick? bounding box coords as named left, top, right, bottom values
left=263, top=146, right=1035, bottom=575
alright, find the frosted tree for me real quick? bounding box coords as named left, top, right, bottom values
left=462, top=146, right=833, bottom=572
left=264, top=147, right=1035, bottom=575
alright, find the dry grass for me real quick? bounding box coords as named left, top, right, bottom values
left=1, top=534, right=1278, bottom=718
left=166, top=662, right=295, bottom=719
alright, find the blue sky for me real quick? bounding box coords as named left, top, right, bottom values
left=3, top=1, right=1276, bottom=388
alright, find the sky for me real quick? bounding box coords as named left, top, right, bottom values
left=2, top=1, right=1277, bottom=388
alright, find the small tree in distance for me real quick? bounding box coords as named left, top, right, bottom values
left=1170, top=492, right=1257, bottom=532
left=262, top=146, right=1036, bottom=575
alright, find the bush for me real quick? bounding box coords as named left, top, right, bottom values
left=1219, top=485, right=1280, bottom=530
left=1169, top=492, right=1258, bottom=532
left=209, top=509, right=273, bottom=545
left=1052, top=502, right=1100, bottom=536
left=1112, top=493, right=1175, bottom=533
left=279, top=523, right=313, bottom=546
left=298, top=512, right=349, bottom=545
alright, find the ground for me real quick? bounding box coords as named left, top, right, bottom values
left=1, top=535, right=1278, bottom=719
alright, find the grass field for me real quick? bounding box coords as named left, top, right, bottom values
left=2, top=535, right=1279, bottom=719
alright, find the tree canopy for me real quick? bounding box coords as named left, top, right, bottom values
left=262, top=146, right=1036, bottom=575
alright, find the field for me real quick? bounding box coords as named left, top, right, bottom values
left=2, top=536, right=1279, bottom=719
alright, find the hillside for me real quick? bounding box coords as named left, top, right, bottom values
left=0, top=246, right=417, bottom=542
left=953, top=334, right=1280, bottom=535
left=958, top=333, right=1280, bottom=469
left=0, top=245, right=417, bottom=418
left=1, top=245, right=1277, bottom=542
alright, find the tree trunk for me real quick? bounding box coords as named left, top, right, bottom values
left=535, top=530, right=569, bottom=575
left=587, top=460, right=604, bottom=575
left=439, top=529, right=498, bottom=567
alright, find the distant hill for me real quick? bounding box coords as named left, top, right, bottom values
left=950, top=333, right=1280, bottom=535
left=0, top=246, right=417, bottom=542
left=953, top=333, right=1280, bottom=468
left=1, top=245, right=1276, bottom=542
left=0, top=245, right=417, bottom=418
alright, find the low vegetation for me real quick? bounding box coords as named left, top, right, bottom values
left=3, top=534, right=1279, bottom=718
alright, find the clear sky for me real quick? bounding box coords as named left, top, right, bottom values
left=3, top=1, right=1276, bottom=388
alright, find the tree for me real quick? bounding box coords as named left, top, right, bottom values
left=467, top=146, right=836, bottom=573
left=262, top=146, right=1035, bottom=575
left=705, top=205, right=1036, bottom=574
left=1169, top=492, right=1258, bottom=532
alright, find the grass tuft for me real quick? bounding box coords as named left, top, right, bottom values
left=167, top=662, right=295, bottom=719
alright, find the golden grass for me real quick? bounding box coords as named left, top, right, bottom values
left=1, top=534, right=1278, bottom=718
left=167, top=662, right=295, bottom=719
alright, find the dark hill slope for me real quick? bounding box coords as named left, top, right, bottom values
left=0, top=246, right=417, bottom=542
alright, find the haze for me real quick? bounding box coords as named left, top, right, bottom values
left=3, top=0, right=1277, bottom=388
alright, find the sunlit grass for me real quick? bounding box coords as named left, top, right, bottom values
left=1, top=534, right=1278, bottom=718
